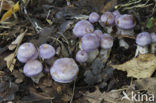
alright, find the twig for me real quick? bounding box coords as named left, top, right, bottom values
left=115, top=0, right=142, bottom=9
left=21, top=0, right=43, bottom=33
left=70, top=79, right=76, bottom=103
left=0, top=0, right=4, bottom=15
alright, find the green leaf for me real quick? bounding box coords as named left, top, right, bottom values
left=146, top=17, right=154, bottom=29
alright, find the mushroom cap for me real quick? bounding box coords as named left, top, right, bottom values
left=115, top=14, right=136, bottom=30
left=100, top=33, right=113, bottom=49
left=76, top=50, right=88, bottom=63
left=23, top=60, right=43, bottom=77
left=89, top=12, right=100, bottom=23
left=39, top=44, right=55, bottom=59
left=50, top=58, right=79, bottom=83
left=113, top=10, right=120, bottom=18
left=73, top=20, right=94, bottom=37
left=136, top=32, right=151, bottom=46
left=93, top=29, right=103, bottom=40
left=151, top=33, right=156, bottom=43
left=81, top=33, right=100, bottom=52
left=100, top=11, right=115, bottom=26
left=17, top=42, right=37, bottom=63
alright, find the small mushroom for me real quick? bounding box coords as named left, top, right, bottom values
left=50, top=58, right=79, bottom=83
left=73, top=20, right=94, bottom=37
left=89, top=12, right=100, bottom=23
left=100, top=33, right=113, bottom=62
left=76, top=50, right=88, bottom=63
left=17, top=42, right=38, bottom=63
left=135, top=32, right=151, bottom=56
left=115, top=14, right=136, bottom=49
left=81, top=33, right=100, bottom=52
left=23, top=60, right=43, bottom=77
left=112, top=10, right=120, bottom=18
left=93, top=29, right=103, bottom=40
left=39, top=44, right=55, bottom=59
left=150, top=32, right=156, bottom=54
left=99, top=11, right=115, bottom=33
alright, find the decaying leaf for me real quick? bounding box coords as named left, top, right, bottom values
left=0, top=0, right=14, bottom=10
left=111, top=54, right=156, bottom=79
left=4, top=52, right=16, bottom=72
left=84, top=87, right=124, bottom=103
left=0, top=1, right=20, bottom=22
left=8, top=31, right=26, bottom=50
left=135, top=78, right=156, bottom=93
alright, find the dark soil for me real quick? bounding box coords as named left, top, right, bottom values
left=0, top=0, right=155, bottom=103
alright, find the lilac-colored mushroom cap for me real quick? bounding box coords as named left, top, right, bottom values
left=89, top=12, right=100, bottom=23
left=39, top=44, right=55, bottom=59
left=115, top=14, right=136, bottom=30
left=113, top=10, right=120, bottom=18
left=23, top=60, right=43, bottom=77
left=100, top=33, right=113, bottom=49
left=76, top=50, right=88, bottom=63
left=100, top=12, right=115, bottom=26
left=151, top=33, right=156, bottom=42
left=81, top=33, right=100, bottom=52
left=50, top=58, right=79, bottom=83
left=73, top=20, right=94, bottom=37
left=94, top=30, right=103, bottom=40
left=136, top=32, right=151, bottom=46
left=17, top=42, right=38, bottom=63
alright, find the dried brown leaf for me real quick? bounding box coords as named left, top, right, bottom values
left=4, top=52, right=16, bottom=72
left=8, top=31, right=26, bottom=50
left=111, top=54, right=156, bottom=79
left=84, top=87, right=124, bottom=103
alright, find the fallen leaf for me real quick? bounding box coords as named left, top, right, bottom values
left=84, top=87, right=125, bottom=103
left=8, top=31, right=26, bottom=50
left=100, top=0, right=117, bottom=13
left=135, top=78, right=156, bottom=93
left=0, top=0, right=14, bottom=10
left=111, top=54, right=156, bottom=79
left=4, top=52, right=16, bottom=72
left=0, top=1, right=20, bottom=22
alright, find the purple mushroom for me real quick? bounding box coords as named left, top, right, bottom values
left=76, top=50, right=88, bottom=63
left=113, top=10, right=120, bottom=18
left=50, top=58, right=79, bottom=83
left=23, top=60, right=43, bottom=77
left=93, top=29, right=103, bottom=40
left=100, top=33, right=113, bottom=61
left=17, top=42, right=38, bottom=63
left=150, top=32, right=156, bottom=53
left=39, top=44, right=55, bottom=59
left=135, top=32, right=151, bottom=56
left=100, top=11, right=115, bottom=33
left=89, top=12, right=100, bottom=23
left=115, top=14, right=136, bottom=35
left=115, top=14, right=136, bottom=49
left=81, top=33, right=100, bottom=52
left=73, top=20, right=94, bottom=37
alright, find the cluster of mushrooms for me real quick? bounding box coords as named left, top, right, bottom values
left=17, top=43, right=79, bottom=83
left=16, top=10, right=156, bottom=84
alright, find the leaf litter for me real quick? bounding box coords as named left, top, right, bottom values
left=0, top=0, right=156, bottom=103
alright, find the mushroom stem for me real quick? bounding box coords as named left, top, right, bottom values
left=151, top=43, right=156, bottom=54
left=99, top=49, right=111, bottom=62
left=117, top=28, right=134, bottom=35
left=135, top=45, right=149, bottom=57
left=117, top=29, right=134, bottom=49
left=31, top=72, right=44, bottom=84
left=106, top=26, right=113, bottom=33
left=87, top=49, right=99, bottom=63
left=119, top=39, right=129, bottom=49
